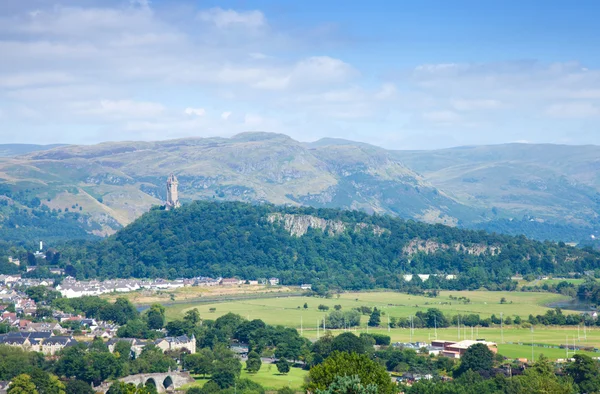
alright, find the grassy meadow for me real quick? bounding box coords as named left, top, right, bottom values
left=165, top=290, right=571, bottom=326
left=181, top=364, right=308, bottom=391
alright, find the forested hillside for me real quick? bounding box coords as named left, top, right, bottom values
left=56, top=201, right=600, bottom=289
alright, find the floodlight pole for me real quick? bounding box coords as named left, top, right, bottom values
left=501, top=312, right=504, bottom=344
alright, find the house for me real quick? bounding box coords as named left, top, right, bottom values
left=1, top=312, right=17, bottom=324
left=220, top=278, right=241, bottom=286
left=23, top=322, right=64, bottom=333
left=41, top=336, right=77, bottom=356
left=0, top=380, right=10, bottom=394
left=49, top=268, right=65, bottom=276
left=18, top=320, right=32, bottom=330
left=300, top=284, right=312, bottom=290
left=230, top=345, right=249, bottom=357
left=0, top=335, right=32, bottom=351
left=268, top=278, right=280, bottom=286
left=80, top=319, right=99, bottom=331
left=8, top=257, right=20, bottom=265
left=0, top=275, right=20, bottom=285
left=154, top=334, right=196, bottom=354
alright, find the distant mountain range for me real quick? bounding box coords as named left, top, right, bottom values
left=0, top=144, right=67, bottom=157
left=0, top=132, right=598, bottom=242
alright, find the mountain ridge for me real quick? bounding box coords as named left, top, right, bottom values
left=0, top=133, right=598, bottom=242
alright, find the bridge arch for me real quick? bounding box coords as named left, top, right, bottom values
left=163, top=376, right=174, bottom=390
left=145, top=378, right=157, bottom=389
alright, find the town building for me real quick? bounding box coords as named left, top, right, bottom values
left=220, top=278, right=241, bottom=286
left=431, top=339, right=498, bottom=358
left=154, top=335, right=196, bottom=354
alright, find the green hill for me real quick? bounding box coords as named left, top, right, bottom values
left=56, top=201, right=600, bottom=289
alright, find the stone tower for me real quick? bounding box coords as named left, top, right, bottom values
left=165, top=174, right=181, bottom=210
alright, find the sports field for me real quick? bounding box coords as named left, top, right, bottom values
left=162, top=290, right=600, bottom=359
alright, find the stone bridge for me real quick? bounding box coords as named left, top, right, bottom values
left=95, top=371, right=196, bottom=393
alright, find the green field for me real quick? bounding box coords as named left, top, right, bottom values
left=160, top=290, right=600, bottom=360
left=181, top=364, right=307, bottom=391
left=165, top=290, right=571, bottom=327
left=240, top=364, right=307, bottom=390
left=496, top=344, right=596, bottom=361
left=312, top=325, right=600, bottom=351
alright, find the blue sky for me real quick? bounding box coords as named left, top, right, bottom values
left=0, top=0, right=599, bottom=149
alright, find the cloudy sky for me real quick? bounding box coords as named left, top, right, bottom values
left=1, top=0, right=599, bottom=149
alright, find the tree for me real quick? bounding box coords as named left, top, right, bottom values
left=500, top=297, right=507, bottom=304
left=368, top=308, right=380, bottom=327
left=106, top=382, right=152, bottom=394
left=184, top=309, right=201, bottom=326
left=331, top=333, right=367, bottom=354
left=334, top=305, right=342, bottom=311
left=145, top=304, right=165, bottom=330
left=276, top=358, right=290, bottom=375
left=185, top=349, right=214, bottom=377
left=65, top=380, right=93, bottom=394
left=113, top=341, right=133, bottom=360
left=100, top=298, right=139, bottom=325
left=305, top=352, right=395, bottom=394
left=8, top=374, right=38, bottom=394
left=315, top=375, right=378, bottom=394
left=278, top=387, right=295, bottom=394
left=318, top=305, right=330, bottom=312
left=30, top=370, right=65, bottom=394
left=131, top=345, right=177, bottom=375
left=565, top=354, right=600, bottom=393
left=303, top=303, right=308, bottom=309
left=246, top=351, right=262, bottom=374
left=210, top=356, right=242, bottom=389
left=423, top=308, right=450, bottom=328
left=455, top=343, right=494, bottom=376
left=517, top=356, right=576, bottom=394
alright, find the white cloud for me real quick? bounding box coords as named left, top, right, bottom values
left=291, top=56, right=357, bottom=85
left=244, top=113, right=263, bottom=125
left=74, top=99, right=165, bottom=119
left=545, top=102, right=600, bottom=118
left=0, top=72, right=74, bottom=88
left=374, top=83, right=397, bottom=100
left=249, top=52, right=269, bottom=60
left=451, top=99, right=502, bottom=111
left=422, top=110, right=462, bottom=124
left=1, top=2, right=600, bottom=148
left=197, top=8, right=265, bottom=29
left=184, top=107, right=206, bottom=116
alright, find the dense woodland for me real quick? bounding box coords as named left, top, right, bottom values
left=1, top=201, right=597, bottom=290
left=33, top=201, right=599, bottom=290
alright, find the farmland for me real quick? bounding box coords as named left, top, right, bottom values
left=164, top=290, right=572, bottom=326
